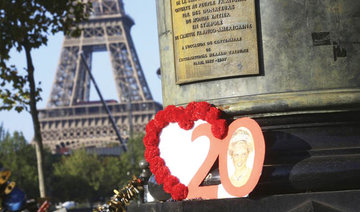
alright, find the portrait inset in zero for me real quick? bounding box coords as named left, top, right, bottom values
left=227, top=127, right=255, bottom=187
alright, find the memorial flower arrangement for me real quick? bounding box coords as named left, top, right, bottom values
left=143, top=102, right=228, bottom=200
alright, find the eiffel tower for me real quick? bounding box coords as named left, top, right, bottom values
left=39, top=0, right=161, bottom=153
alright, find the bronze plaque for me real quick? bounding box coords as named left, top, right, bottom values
left=171, top=0, right=259, bottom=84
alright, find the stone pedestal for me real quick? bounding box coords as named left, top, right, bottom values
left=129, top=190, right=360, bottom=212
left=129, top=0, right=360, bottom=211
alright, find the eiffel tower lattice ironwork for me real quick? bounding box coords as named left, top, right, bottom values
left=39, top=0, right=161, bottom=153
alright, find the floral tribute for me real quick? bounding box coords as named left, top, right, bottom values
left=143, top=101, right=228, bottom=200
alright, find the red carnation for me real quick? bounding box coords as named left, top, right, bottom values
left=143, top=132, right=159, bottom=147
left=194, top=102, right=211, bottom=120
left=164, top=105, right=177, bottom=111
left=154, top=166, right=170, bottom=185
left=171, top=183, right=188, bottom=200
left=163, top=175, right=179, bottom=193
left=211, top=119, right=228, bottom=139
left=146, top=120, right=161, bottom=135
left=185, top=102, right=197, bottom=113
left=144, top=146, right=160, bottom=162
left=154, top=119, right=169, bottom=129
left=205, top=107, right=222, bottom=124
left=155, top=110, right=166, bottom=122
left=154, top=110, right=169, bottom=128
left=178, top=119, right=194, bottom=130
left=173, top=106, right=186, bottom=122
left=196, top=101, right=211, bottom=109
left=185, top=102, right=198, bottom=121
left=149, top=156, right=165, bottom=174
left=164, top=105, right=178, bottom=122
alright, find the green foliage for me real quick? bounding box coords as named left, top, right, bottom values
left=0, top=126, right=39, bottom=198
left=120, top=134, right=146, bottom=177
left=0, top=124, right=147, bottom=203
left=53, top=149, right=103, bottom=202
left=0, top=124, right=6, bottom=140
left=0, top=0, right=90, bottom=112
left=51, top=134, right=146, bottom=203
left=0, top=65, right=28, bottom=112
left=1, top=2, right=91, bottom=197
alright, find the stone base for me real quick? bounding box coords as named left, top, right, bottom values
left=128, top=189, right=360, bottom=212
left=130, top=109, right=360, bottom=211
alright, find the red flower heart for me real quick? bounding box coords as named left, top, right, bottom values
left=143, top=102, right=227, bottom=200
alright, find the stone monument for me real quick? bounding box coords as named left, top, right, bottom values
left=130, top=0, right=360, bottom=211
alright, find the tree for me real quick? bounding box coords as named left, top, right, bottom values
left=0, top=0, right=90, bottom=197
left=0, top=124, right=6, bottom=140
left=120, top=134, right=146, bottom=178
left=51, top=134, right=146, bottom=203
left=0, top=127, right=38, bottom=198
left=0, top=123, right=147, bottom=202
left=100, top=134, right=146, bottom=195
left=53, top=149, right=104, bottom=202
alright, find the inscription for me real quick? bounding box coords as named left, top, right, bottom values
left=171, top=0, right=259, bottom=84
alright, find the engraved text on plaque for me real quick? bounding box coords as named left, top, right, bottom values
left=171, top=0, right=259, bottom=84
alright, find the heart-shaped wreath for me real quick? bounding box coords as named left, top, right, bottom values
left=143, top=102, right=228, bottom=200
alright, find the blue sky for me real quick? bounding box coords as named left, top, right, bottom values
left=0, top=0, right=162, bottom=142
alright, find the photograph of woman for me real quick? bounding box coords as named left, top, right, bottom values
left=227, top=127, right=254, bottom=187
